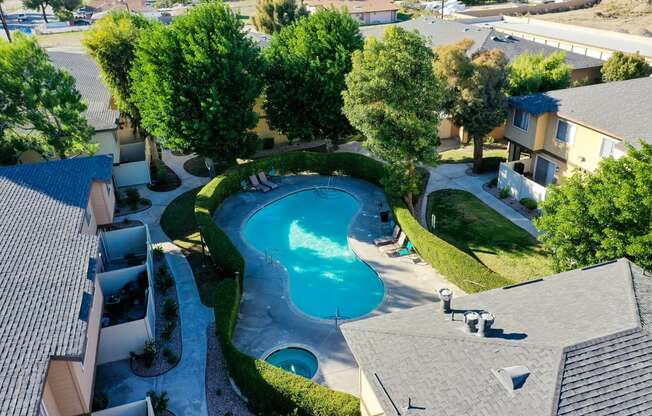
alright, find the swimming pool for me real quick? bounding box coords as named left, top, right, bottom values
left=244, top=188, right=384, bottom=319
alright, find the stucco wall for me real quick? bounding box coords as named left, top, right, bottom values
left=90, top=181, right=116, bottom=226
left=360, top=371, right=385, bottom=416
left=41, top=380, right=63, bottom=416
left=93, top=130, right=120, bottom=164
left=113, top=160, right=151, bottom=188
left=504, top=109, right=539, bottom=150
left=102, top=226, right=148, bottom=262
left=97, top=309, right=153, bottom=364
left=98, top=264, right=146, bottom=296
left=92, top=397, right=154, bottom=416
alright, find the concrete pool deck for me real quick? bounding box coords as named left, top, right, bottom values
left=215, top=175, right=463, bottom=394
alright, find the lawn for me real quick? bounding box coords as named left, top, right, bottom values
left=439, top=144, right=508, bottom=164
left=160, top=187, right=224, bottom=306
left=426, top=189, right=552, bottom=283
left=36, top=31, right=86, bottom=49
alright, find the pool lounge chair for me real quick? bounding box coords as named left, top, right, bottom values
left=240, top=180, right=255, bottom=191
left=374, top=225, right=400, bottom=246
left=249, top=175, right=270, bottom=192
left=380, top=232, right=407, bottom=253
left=258, top=171, right=278, bottom=189
left=388, top=241, right=415, bottom=258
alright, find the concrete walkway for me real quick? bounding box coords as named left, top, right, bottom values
left=215, top=176, right=461, bottom=395
left=95, top=154, right=215, bottom=415
left=419, top=163, right=539, bottom=237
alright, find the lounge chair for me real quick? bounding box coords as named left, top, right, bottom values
left=240, top=180, right=254, bottom=191
left=249, top=175, right=270, bottom=192
left=258, top=171, right=278, bottom=189
left=374, top=225, right=400, bottom=246
left=388, top=241, right=415, bottom=258
left=380, top=232, right=407, bottom=253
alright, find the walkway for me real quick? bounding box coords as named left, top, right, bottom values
left=215, top=176, right=462, bottom=395
left=419, top=163, right=538, bottom=237
left=95, top=154, right=216, bottom=415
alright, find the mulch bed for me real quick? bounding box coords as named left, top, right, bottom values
left=131, top=251, right=182, bottom=376
left=148, top=161, right=182, bottom=192
left=115, top=198, right=152, bottom=216
left=205, top=324, right=252, bottom=416
left=483, top=181, right=541, bottom=220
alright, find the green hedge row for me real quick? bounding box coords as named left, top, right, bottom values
left=195, top=151, right=508, bottom=415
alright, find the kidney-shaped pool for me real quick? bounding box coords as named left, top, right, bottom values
left=244, top=188, right=384, bottom=319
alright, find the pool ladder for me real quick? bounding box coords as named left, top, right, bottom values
left=264, top=249, right=280, bottom=266
left=315, top=176, right=334, bottom=199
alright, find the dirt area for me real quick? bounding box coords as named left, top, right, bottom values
left=537, top=0, right=652, bottom=37
left=225, top=0, right=257, bottom=22
left=36, top=31, right=87, bottom=49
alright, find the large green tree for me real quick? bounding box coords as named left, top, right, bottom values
left=506, top=51, right=572, bottom=96
left=535, top=143, right=652, bottom=271
left=83, top=11, right=151, bottom=126
left=601, top=51, right=652, bottom=82
left=343, top=27, right=442, bottom=213
left=433, top=40, right=509, bottom=173
left=23, top=0, right=51, bottom=23
left=252, top=0, right=307, bottom=35
left=264, top=9, right=363, bottom=142
left=0, top=34, right=95, bottom=160
left=131, top=1, right=263, bottom=162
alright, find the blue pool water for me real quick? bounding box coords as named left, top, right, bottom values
left=244, top=188, right=384, bottom=319
left=265, top=347, right=318, bottom=378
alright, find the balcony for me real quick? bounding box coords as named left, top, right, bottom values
left=96, top=225, right=155, bottom=365
left=498, top=158, right=548, bottom=203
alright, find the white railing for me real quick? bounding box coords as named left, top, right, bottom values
left=498, top=159, right=548, bottom=203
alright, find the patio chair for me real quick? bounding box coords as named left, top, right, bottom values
left=249, top=175, right=270, bottom=192
left=388, top=241, right=415, bottom=258
left=240, top=180, right=255, bottom=191
left=380, top=232, right=407, bottom=253
left=374, top=224, right=401, bottom=246
left=258, top=171, right=279, bottom=189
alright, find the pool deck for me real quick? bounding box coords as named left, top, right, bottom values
left=215, top=175, right=463, bottom=395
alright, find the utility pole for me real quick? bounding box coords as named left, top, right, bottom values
left=441, top=0, right=444, bottom=19
left=0, top=2, right=11, bottom=43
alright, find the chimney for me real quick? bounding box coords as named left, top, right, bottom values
left=463, top=311, right=479, bottom=333
left=477, top=311, right=495, bottom=337
left=438, top=288, right=453, bottom=313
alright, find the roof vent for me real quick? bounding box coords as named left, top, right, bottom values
left=494, top=366, right=530, bottom=392
left=477, top=311, right=495, bottom=337
left=463, top=311, right=479, bottom=333
left=438, top=288, right=453, bottom=313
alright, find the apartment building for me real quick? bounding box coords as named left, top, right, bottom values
left=304, top=0, right=399, bottom=25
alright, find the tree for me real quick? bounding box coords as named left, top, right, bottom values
left=506, top=51, right=572, bottom=96
left=433, top=40, right=509, bottom=173
left=53, top=0, right=82, bottom=23
left=83, top=11, right=151, bottom=126
left=0, top=34, right=95, bottom=159
left=264, top=9, right=363, bottom=142
left=535, top=143, right=652, bottom=271
left=342, top=27, right=442, bottom=213
left=252, top=0, right=307, bottom=35
left=0, top=0, right=11, bottom=42
left=601, top=51, right=652, bottom=82
left=130, top=1, right=263, bottom=162
left=23, top=0, right=51, bottom=23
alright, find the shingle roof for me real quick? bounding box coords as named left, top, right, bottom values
left=305, top=0, right=400, bottom=12
left=48, top=51, right=120, bottom=132
left=360, top=17, right=604, bottom=70
left=0, top=156, right=113, bottom=415
left=342, top=258, right=652, bottom=416
left=509, top=77, right=652, bottom=145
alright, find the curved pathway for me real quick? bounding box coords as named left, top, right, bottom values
left=95, top=154, right=216, bottom=415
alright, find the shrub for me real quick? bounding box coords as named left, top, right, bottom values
left=477, top=156, right=504, bottom=173
left=153, top=245, right=164, bottom=258
left=125, top=188, right=140, bottom=206
left=156, top=269, right=175, bottom=295
left=92, top=392, right=108, bottom=411
left=262, top=137, right=275, bottom=150
left=520, top=197, right=538, bottom=210
left=488, top=177, right=498, bottom=187
left=142, top=340, right=157, bottom=368
left=499, top=187, right=510, bottom=199
left=163, top=347, right=178, bottom=365
left=162, top=299, right=178, bottom=321
left=147, top=391, right=169, bottom=416
left=161, top=321, right=176, bottom=341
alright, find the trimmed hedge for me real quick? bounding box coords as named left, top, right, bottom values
left=195, top=151, right=508, bottom=415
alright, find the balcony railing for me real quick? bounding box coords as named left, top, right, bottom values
left=498, top=159, right=548, bottom=203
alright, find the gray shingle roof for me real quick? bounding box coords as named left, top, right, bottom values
left=48, top=51, right=120, bottom=132
left=360, top=17, right=604, bottom=70
left=509, top=77, right=652, bottom=145
left=0, top=156, right=113, bottom=415
left=342, top=258, right=652, bottom=416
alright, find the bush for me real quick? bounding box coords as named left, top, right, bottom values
left=162, top=299, right=178, bottom=321
left=156, top=268, right=175, bottom=295
left=153, top=245, right=164, bottom=258
left=488, top=177, right=498, bottom=188
left=262, top=137, right=275, bottom=150
left=147, top=391, right=169, bottom=416
left=142, top=341, right=157, bottom=368
left=161, top=321, right=176, bottom=341
left=163, top=347, right=178, bottom=364
left=499, top=187, right=510, bottom=199
left=477, top=156, right=504, bottom=173
left=125, top=188, right=140, bottom=206
left=520, top=197, right=538, bottom=210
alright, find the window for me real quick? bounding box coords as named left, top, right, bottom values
left=513, top=109, right=529, bottom=131
left=600, top=137, right=618, bottom=158
left=555, top=120, right=575, bottom=144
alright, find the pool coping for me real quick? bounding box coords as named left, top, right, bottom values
left=237, top=185, right=388, bottom=325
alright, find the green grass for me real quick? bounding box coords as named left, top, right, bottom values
left=426, top=189, right=553, bottom=283
left=440, top=145, right=507, bottom=164
left=160, top=187, right=222, bottom=306
left=35, top=31, right=86, bottom=49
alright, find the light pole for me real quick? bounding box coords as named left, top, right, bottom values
left=198, top=225, right=206, bottom=267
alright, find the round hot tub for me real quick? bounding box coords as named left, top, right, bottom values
left=265, top=347, right=318, bottom=379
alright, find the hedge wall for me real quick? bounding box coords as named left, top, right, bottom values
left=195, top=151, right=508, bottom=415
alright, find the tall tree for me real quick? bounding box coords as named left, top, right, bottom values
left=252, top=0, right=307, bottom=35
left=264, top=9, right=363, bottom=142
left=131, top=1, right=263, bottom=162
left=343, top=27, right=442, bottom=213
left=0, top=34, right=95, bottom=159
left=535, top=143, right=652, bottom=271
left=433, top=40, right=509, bottom=173
left=84, top=11, right=151, bottom=126
left=23, top=0, right=51, bottom=23
left=53, top=0, right=82, bottom=23
left=601, top=51, right=652, bottom=82
left=0, top=0, right=11, bottom=42
left=506, top=51, right=572, bottom=96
